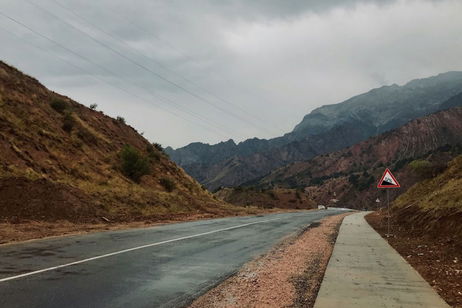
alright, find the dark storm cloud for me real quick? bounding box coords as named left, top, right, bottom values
left=0, top=0, right=461, bottom=147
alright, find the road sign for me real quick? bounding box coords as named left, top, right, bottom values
left=377, top=168, right=400, bottom=188
left=377, top=168, right=400, bottom=237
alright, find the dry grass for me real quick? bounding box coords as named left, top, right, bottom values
left=394, top=154, right=462, bottom=211
left=0, top=60, right=259, bottom=223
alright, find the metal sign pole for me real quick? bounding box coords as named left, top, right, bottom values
left=377, top=168, right=400, bottom=237
left=387, top=189, right=390, bottom=237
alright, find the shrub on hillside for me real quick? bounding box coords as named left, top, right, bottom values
left=153, top=143, right=164, bottom=152
left=89, top=103, right=98, bottom=110
left=62, top=113, right=75, bottom=133
left=119, top=145, right=150, bottom=182
left=409, top=159, right=447, bottom=179
left=146, top=144, right=161, bottom=161
left=116, top=116, right=126, bottom=124
left=50, top=98, right=68, bottom=113
left=160, top=177, right=176, bottom=192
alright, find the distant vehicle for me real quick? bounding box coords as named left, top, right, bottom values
left=318, top=205, right=327, bottom=210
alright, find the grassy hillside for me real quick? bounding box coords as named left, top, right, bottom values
left=0, top=61, right=250, bottom=223
left=392, top=155, right=462, bottom=234
left=395, top=155, right=462, bottom=210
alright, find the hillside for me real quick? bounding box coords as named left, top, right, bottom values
left=167, top=72, right=462, bottom=190
left=253, top=105, right=462, bottom=209
left=0, top=61, right=247, bottom=223
left=215, top=187, right=315, bottom=210
left=392, top=154, right=462, bottom=235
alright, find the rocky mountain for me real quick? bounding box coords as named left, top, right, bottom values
left=0, top=61, right=247, bottom=223
left=167, top=72, right=462, bottom=190
left=253, top=105, right=462, bottom=209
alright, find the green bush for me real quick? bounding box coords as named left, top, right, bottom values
left=409, top=159, right=431, bottom=173
left=50, top=98, right=68, bottom=113
left=89, top=103, right=98, bottom=110
left=116, top=116, right=126, bottom=124
left=153, top=143, right=164, bottom=152
left=160, top=177, right=176, bottom=192
left=62, top=113, right=75, bottom=133
left=146, top=144, right=161, bottom=161
left=119, top=145, right=150, bottom=182
left=409, top=159, right=447, bottom=179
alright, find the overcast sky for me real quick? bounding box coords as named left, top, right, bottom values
left=1, top=0, right=461, bottom=148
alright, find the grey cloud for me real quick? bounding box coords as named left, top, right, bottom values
left=0, top=0, right=461, bottom=147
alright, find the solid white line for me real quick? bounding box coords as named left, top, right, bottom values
left=0, top=217, right=282, bottom=283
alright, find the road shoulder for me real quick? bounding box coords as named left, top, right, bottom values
left=189, top=212, right=350, bottom=308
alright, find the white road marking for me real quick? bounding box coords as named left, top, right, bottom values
left=0, top=217, right=283, bottom=283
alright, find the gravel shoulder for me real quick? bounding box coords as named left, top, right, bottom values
left=189, top=212, right=351, bottom=308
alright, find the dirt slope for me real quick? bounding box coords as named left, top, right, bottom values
left=0, top=61, right=245, bottom=223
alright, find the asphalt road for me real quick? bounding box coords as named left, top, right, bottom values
left=0, top=209, right=346, bottom=308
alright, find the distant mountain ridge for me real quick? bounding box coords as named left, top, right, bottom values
left=166, top=72, right=462, bottom=190
left=255, top=105, right=462, bottom=209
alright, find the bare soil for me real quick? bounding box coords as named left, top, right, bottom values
left=189, top=212, right=350, bottom=308
left=366, top=210, right=462, bottom=308
left=0, top=177, right=99, bottom=223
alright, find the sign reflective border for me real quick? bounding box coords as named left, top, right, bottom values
left=377, top=168, right=400, bottom=188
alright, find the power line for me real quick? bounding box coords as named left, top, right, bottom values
left=0, top=13, right=233, bottom=139
left=50, top=0, right=280, bottom=135
left=26, top=0, right=272, bottom=136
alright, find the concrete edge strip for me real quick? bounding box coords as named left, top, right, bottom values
left=0, top=217, right=283, bottom=283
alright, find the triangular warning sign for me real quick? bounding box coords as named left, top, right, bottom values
left=377, top=168, right=400, bottom=188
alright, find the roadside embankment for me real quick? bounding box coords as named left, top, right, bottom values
left=367, top=210, right=462, bottom=308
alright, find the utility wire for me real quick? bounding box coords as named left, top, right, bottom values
left=26, top=0, right=271, bottom=136
left=0, top=13, right=233, bottom=139
left=50, top=0, right=279, bottom=136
